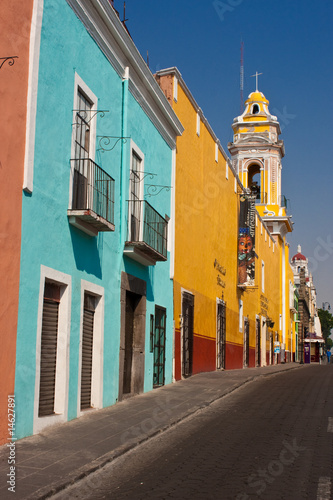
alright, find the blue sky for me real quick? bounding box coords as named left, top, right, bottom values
left=117, top=0, right=333, bottom=310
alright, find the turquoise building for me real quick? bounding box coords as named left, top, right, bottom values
left=15, top=0, right=183, bottom=439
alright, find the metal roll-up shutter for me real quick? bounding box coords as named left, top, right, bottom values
left=38, top=298, right=59, bottom=417
left=80, top=295, right=95, bottom=410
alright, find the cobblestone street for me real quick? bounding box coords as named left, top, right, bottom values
left=52, top=365, right=333, bottom=500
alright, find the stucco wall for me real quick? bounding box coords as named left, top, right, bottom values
left=0, top=0, right=34, bottom=445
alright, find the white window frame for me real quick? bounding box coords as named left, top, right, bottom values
left=239, top=299, right=243, bottom=332
left=33, top=266, right=71, bottom=435
left=69, top=73, right=98, bottom=209
left=77, top=280, right=104, bottom=416
left=215, top=143, right=218, bottom=163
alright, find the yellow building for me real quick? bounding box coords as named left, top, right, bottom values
left=155, top=68, right=295, bottom=377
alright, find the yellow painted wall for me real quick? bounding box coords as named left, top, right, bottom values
left=156, top=72, right=295, bottom=372
left=172, top=83, right=239, bottom=346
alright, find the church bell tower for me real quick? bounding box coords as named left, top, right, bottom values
left=228, top=80, right=293, bottom=240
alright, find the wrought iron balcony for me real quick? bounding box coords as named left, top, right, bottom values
left=68, top=158, right=115, bottom=236
left=124, top=200, right=168, bottom=266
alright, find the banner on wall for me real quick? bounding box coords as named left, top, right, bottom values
left=238, top=193, right=256, bottom=286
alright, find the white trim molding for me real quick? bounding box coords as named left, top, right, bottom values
left=23, top=0, right=44, bottom=193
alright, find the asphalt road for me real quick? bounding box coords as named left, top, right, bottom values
left=52, top=365, right=333, bottom=500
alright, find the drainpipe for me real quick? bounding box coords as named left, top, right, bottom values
left=120, top=67, right=129, bottom=248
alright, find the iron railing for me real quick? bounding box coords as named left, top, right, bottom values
left=127, top=200, right=167, bottom=259
left=71, top=158, right=115, bottom=225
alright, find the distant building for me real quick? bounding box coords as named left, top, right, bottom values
left=291, top=245, right=324, bottom=362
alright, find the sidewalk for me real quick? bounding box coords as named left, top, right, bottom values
left=0, top=363, right=304, bottom=499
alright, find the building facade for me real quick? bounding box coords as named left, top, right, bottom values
left=3, top=2, right=301, bottom=445
left=291, top=245, right=324, bottom=362
left=13, top=0, right=182, bottom=441
left=1, top=0, right=35, bottom=446
left=155, top=68, right=294, bottom=375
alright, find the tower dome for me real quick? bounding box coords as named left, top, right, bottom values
left=291, top=245, right=307, bottom=262
left=242, top=91, right=270, bottom=121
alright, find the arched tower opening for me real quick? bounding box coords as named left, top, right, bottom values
left=248, top=163, right=262, bottom=203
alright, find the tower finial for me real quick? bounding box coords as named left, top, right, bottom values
left=251, top=71, right=263, bottom=92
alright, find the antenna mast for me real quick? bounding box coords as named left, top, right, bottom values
left=240, top=40, right=244, bottom=114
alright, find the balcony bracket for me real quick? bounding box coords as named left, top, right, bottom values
left=72, top=110, right=109, bottom=127
left=145, top=184, right=172, bottom=198
left=130, top=171, right=158, bottom=183
left=0, top=56, right=18, bottom=70
left=97, top=136, right=130, bottom=152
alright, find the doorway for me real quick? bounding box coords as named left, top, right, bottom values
left=243, top=317, right=250, bottom=367
left=119, top=273, right=146, bottom=401
left=255, top=317, right=261, bottom=367
left=217, top=301, right=226, bottom=370
left=182, top=292, right=194, bottom=378
left=123, top=291, right=141, bottom=395
left=153, top=306, right=166, bottom=387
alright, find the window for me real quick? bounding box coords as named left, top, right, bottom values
left=129, top=142, right=144, bottom=241
left=124, top=141, right=168, bottom=264
left=72, top=89, right=93, bottom=211
left=262, top=261, right=265, bottom=292
left=68, top=75, right=115, bottom=235
left=252, top=104, right=260, bottom=114
left=239, top=300, right=243, bottom=332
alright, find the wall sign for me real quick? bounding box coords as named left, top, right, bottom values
left=238, top=194, right=256, bottom=286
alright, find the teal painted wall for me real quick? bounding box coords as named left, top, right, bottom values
left=15, top=0, right=174, bottom=439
